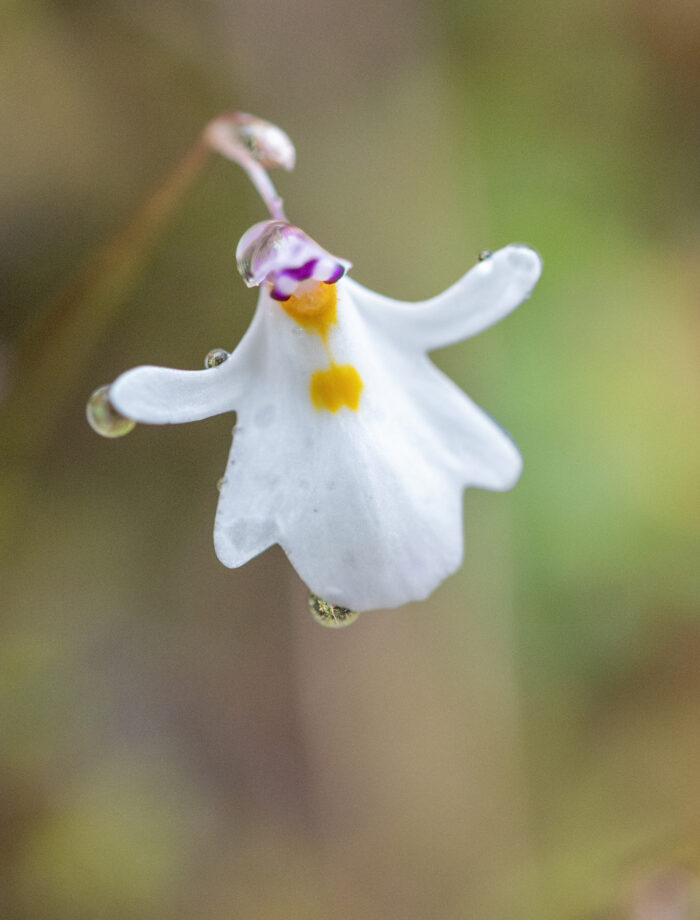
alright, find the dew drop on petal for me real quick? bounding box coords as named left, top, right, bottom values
left=86, top=385, right=136, bottom=438
left=478, top=249, right=493, bottom=262
left=216, top=477, right=226, bottom=492
left=204, top=348, right=230, bottom=369
left=308, top=593, right=360, bottom=628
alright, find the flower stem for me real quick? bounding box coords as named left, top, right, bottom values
left=203, top=112, right=295, bottom=221
left=0, top=135, right=210, bottom=550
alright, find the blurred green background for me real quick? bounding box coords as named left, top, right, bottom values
left=1, top=0, right=699, bottom=917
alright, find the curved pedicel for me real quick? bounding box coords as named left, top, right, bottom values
left=204, top=112, right=296, bottom=221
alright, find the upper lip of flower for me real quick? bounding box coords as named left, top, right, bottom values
left=235, top=220, right=350, bottom=300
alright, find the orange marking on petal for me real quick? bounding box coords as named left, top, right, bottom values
left=280, top=281, right=337, bottom=343
left=310, top=363, right=363, bottom=413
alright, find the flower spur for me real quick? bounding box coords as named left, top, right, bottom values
left=88, top=113, right=542, bottom=615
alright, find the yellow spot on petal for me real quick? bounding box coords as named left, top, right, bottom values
left=279, top=281, right=363, bottom=412
left=310, top=363, right=363, bottom=413
left=280, top=281, right=337, bottom=342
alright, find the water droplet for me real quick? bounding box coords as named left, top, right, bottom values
left=216, top=477, right=226, bottom=492
left=309, top=593, right=360, bottom=629
left=86, top=385, right=136, bottom=438
left=204, top=348, right=229, bottom=369
left=478, top=249, right=493, bottom=262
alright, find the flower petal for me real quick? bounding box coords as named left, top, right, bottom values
left=348, top=244, right=541, bottom=351
left=236, top=220, right=349, bottom=291
left=401, top=353, right=523, bottom=492
left=110, top=360, right=241, bottom=424
left=214, top=461, right=280, bottom=568
left=280, top=456, right=466, bottom=611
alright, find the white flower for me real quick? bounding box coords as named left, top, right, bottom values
left=90, top=114, right=542, bottom=612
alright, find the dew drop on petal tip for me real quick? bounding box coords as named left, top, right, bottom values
left=309, top=593, right=361, bottom=628
left=478, top=249, right=492, bottom=262
left=86, top=385, right=136, bottom=438
left=204, top=348, right=230, bottom=369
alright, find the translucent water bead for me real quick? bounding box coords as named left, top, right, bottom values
left=204, top=348, right=229, bottom=369
left=309, top=594, right=360, bottom=628
left=86, top=385, right=136, bottom=438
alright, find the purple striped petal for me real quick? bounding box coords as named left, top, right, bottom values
left=283, top=258, right=318, bottom=282
left=236, top=220, right=351, bottom=297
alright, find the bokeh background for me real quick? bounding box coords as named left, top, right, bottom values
left=1, top=0, right=699, bottom=917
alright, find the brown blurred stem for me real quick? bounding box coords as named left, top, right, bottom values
left=0, top=135, right=210, bottom=544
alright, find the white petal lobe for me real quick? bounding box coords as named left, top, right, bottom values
left=349, top=244, right=541, bottom=351
left=110, top=361, right=241, bottom=424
